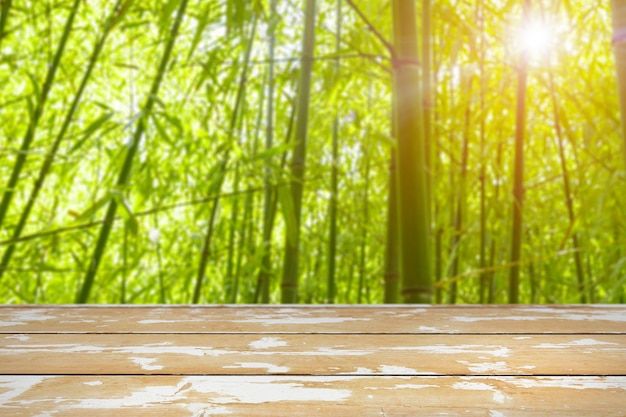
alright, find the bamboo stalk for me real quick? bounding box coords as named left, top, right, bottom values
left=280, top=0, right=316, bottom=304
left=392, top=0, right=432, bottom=304
left=449, top=72, right=473, bottom=304
left=612, top=0, right=626, bottom=170
left=76, top=0, right=188, bottom=303
left=327, top=0, right=341, bottom=305
left=0, top=0, right=127, bottom=284
left=384, top=149, right=399, bottom=303
left=478, top=0, right=489, bottom=304
left=488, top=140, right=504, bottom=304
left=0, top=0, right=82, bottom=231
left=257, top=0, right=278, bottom=304
left=0, top=0, right=12, bottom=48
left=548, top=73, right=587, bottom=303
left=509, top=0, right=531, bottom=304
left=225, top=164, right=241, bottom=302
left=254, top=97, right=297, bottom=303
left=423, top=0, right=433, bottom=212
left=358, top=139, right=370, bottom=304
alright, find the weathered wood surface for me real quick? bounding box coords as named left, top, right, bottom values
left=2, top=376, right=626, bottom=416
left=2, top=334, right=625, bottom=375
left=1, top=305, right=625, bottom=333
left=1, top=305, right=625, bottom=416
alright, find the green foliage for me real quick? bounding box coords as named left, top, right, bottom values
left=0, top=0, right=624, bottom=304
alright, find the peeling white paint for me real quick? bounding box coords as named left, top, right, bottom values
left=347, top=367, right=375, bottom=375
left=179, top=376, right=352, bottom=404
left=60, top=320, right=96, bottom=324
left=315, top=347, right=372, bottom=356
left=0, top=376, right=48, bottom=404
left=223, top=362, right=290, bottom=373
left=390, top=344, right=510, bottom=358
left=138, top=319, right=200, bottom=324
left=83, top=381, right=103, bottom=386
left=129, top=357, right=163, bottom=371
left=418, top=326, right=443, bottom=332
left=457, top=361, right=510, bottom=373
left=513, top=337, right=531, bottom=340
left=534, top=339, right=619, bottom=349
left=4, top=334, right=30, bottom=341
left=452, top=381, right=506, bottom=404
left=394, top=384, right=438, bottom=389
left=513, top=308, right=626, bottom=322
left=378, top=365, right=418, bottom=375
left=494, top=377, right=626, bottom=390
left=249, top=337, right=288, bottom=349
left=0, top=343, right=231, bottom=357
left=0, top=310, right=57, bottom=327
left=489, top=410, right=506, bottom=417
left=234, top=317, right=370, bottom=325
left=452, top=316, right=540, bottom=322
left=186, top=403, right=233, bottom=416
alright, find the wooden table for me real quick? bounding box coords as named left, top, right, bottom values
left=1, top=305, right=625, bottom=416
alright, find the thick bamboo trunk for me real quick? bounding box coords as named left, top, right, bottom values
left=392, top=0, right=432, bottom=303
left=281, top=0, right=316, bottom=304
left=327, top=0, right=341, bottom=304
left=256, top=0, right=278, bottom=304
left=612, top=0, right=626, bottom=171
left=508, top=0, right=531, bottom=304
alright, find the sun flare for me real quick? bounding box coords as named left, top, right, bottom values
left=518, top=20, right=555, bottom=58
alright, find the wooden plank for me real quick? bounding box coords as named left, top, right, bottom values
left=1, top=305, right=625, bottom=334
left=1, top=375, right=625, bottom=416
left=2, top=334, right=625, bottom=375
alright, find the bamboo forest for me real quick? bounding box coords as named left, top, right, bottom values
left=0, top=0, right=625, bottom=305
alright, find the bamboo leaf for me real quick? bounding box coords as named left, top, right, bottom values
left=69, top=113, right=114, bottom=154
left=76, top=194, right=113, bottom=223
left=112, top=191, right=139, bottom=236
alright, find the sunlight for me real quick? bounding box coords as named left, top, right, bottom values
left=518, top=20, right=555, bottom=58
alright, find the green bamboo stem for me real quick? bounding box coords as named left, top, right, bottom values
left=327, top=0, right=341, bottom=305
left=255, top=98, right=297, bottom=303
left=358, top=140, right=370, bottom=304
left=257, top=0, right=277, bottom=304
left=423, top=0, right=433, bottom=212
left=384, top=150, right=399, bottom=303
left=237, top=76, right=266, bottom=304
left=0, top=0, right=12, bottom=47
left=193, top=14, right=258, bottom=304
left=478, top=0, right=489, bottom=304
left=76, top=0, right=188, bottom=303
left=281, top=0, right=316, bottom=304
left=509, top=0, right=531, bottom=304
left=549, top=73, right=587, bottom=303
left=449, top=74, right=473, bottom=304
left=488, top=140, right=504, bottom=304
left=0, top=0, right=126, bottom=284
left=225, top=164, right=241, bottom=302
left=0, top=0, right=82, bottom=231
left=392, top=0, right=432, bottom=304
left=612, top=0, right=626, bottom=170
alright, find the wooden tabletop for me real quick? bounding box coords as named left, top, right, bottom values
left=1, top=305, right=625, bottom=416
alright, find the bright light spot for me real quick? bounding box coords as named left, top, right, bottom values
left=519, top=21, right=554, bottom=56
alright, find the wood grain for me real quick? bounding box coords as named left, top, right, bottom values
left=1, top=375, right=625, bottom=416
left=1, top=305, right=625, bottom=334
left=2, top=333, right=625, bottom=375
left=1, top=305, right=625, bottom=416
